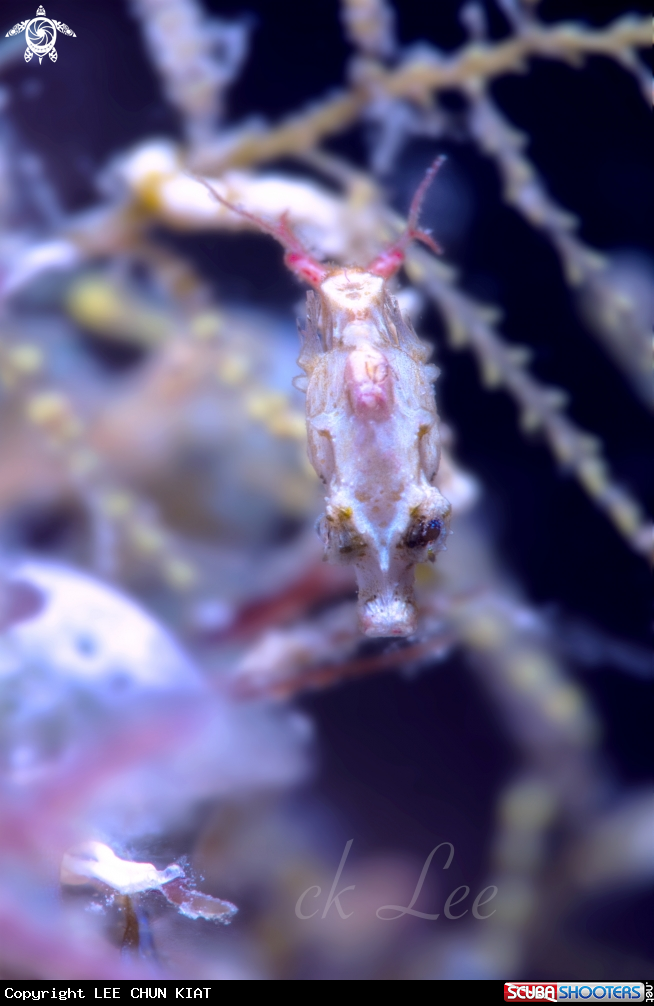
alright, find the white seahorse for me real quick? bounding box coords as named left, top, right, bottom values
left=199, top=158, right=451, bottom=637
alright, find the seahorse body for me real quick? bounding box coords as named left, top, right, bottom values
left=298, top=269, right=451, bottom=637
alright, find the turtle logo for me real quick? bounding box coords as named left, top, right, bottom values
left=5, top=5, right=76, bottom=65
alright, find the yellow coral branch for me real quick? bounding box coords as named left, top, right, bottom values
left=466, top=89, right=652, bottom=407
left=193, top=15, right=650, bottom=173
left=0, top=339, right=199, bottom=591
left=406, top=248, right=653, bottom=560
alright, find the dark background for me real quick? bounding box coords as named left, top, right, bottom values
left=1, top=0, right=651, bottom=964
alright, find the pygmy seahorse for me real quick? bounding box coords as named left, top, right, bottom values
left=199, top=158, right=451, bottom=637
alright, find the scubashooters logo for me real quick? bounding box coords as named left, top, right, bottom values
left=504, top=985, right=646, bottom=1002
left=5, top=5, right=76, bottom=64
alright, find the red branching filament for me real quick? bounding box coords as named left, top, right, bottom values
left=195, top=176, right=330, bottom=286
left=366, top=155, right=446, bottom=279
left=197, top=158, right=445, bottom=286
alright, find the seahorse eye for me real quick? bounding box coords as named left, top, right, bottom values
left=404, top=518, right=442, bottom=549
left=316, top=514, right=366, bottom=561
left=337, top=527, right=366, bottom=556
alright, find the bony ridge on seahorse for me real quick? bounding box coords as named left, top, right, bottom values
left=198, top=157, right=451, bottom=637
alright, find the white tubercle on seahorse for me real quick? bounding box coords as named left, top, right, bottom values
left=198, top=156, right=451, bottom=637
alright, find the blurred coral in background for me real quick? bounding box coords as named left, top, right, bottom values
left=0, top=0, right=651, bottom=981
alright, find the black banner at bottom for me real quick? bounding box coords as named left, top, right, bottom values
left=1, top=981, right=652, bottom=996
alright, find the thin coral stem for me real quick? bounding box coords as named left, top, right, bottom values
left=0, top=340, right=199, bottom=591
left=407, top=248, right=654, bottom=559
left=191, top=16, right=650, bottom=174
left=230, top=629, right=456, bottom=700
left=466, top=89, right=650, bottom=403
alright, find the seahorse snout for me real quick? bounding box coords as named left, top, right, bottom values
left=359, top=591, right=418, bottom=638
